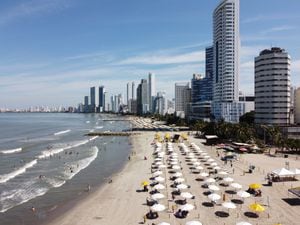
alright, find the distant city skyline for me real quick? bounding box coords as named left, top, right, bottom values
left=0, top=0, right=300, bottom=108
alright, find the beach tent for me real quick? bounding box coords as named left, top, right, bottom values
left=290, top=168, right=300, bottom=175
left=186, top=221, right=203, bottom=225
left=271, top=168, right=294, bottom=177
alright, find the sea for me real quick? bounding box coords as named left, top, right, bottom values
left=0, top=113, right=131, bottom=225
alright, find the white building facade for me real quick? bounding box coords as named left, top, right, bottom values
left=254, top=47, right=291, bottom=125
left=212, top=0, right=242, bottom=123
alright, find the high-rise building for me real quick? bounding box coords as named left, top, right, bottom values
left=84, top=96, right=89, bottom=113
left=103, top=92, right=110, bottom=112
left=148, top=73, right=156, bottom=113
left=255, top=47, right=291, bottom=125
left=212, top=0, right=241, bottom=122
left=206, top=46, right=213, bottom=78
left=154, top=92, right=167, bottom=115
left=90, top=86, right=96, bottom=113
left=175, top=83, right=191, bottom=118
left=126, top=83, right=130, bottom=105
left=295, top=87, right=300, bottom=124
left=137, top=79, right=149, bottom=115
left=132, top=82, right=135, bottom=100
left=98, top=86, right=105, bottom=112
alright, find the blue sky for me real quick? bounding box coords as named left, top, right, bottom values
left=0, top=0, right=299, bottom=108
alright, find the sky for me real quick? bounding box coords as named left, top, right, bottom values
left=0, top=0, right=300, bottom=108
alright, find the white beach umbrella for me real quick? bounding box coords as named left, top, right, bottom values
left=153, top=171, right=163, bottom=176
left=236, top=222, right=252, bottom=225
left=203, top=155, right=210, bottom=159
left=175, top=178, right=185, bottom=183
left=158, top=222, right=171, bottom=225
left=185, top=221, right=203, bottom=225
left=190, top=158, right=197, bottom=162
left=179, top=204, right=195, bottom=211
left=237, top=191, right=251, bottom=198
left=172, top=165, right=181, bottom=170
left=157, top=152, right=165, bottom=157
left=170, top=161, right=178, bottom=165
left=208, top=193, right=221, bottom=201
left=176, top=184, right=188, bottom=190
left=199, top=172, right=209, bottom=177
left=210, top=162, right=218, bottom=166
left=155, top=176, right=165, bottom=182
left=180, top=192, right=194, bottom=199
left=205, top=178, right=216, bottom=183
left=170, top=158, right=178, bottom=161
left=213, top=166, right=221, bottom=170
left=155, top=161, right=163, bottom=165
left=154, top=158, right=162, bottom=161
left=230, top=183, right=242, bottom=189
left=193, top=162, right=201, bottom=166
left=195, top=166, right=204, bottom=170
left=201, top=152, right=208, bottom=155
left=218, top=171, right=228, bottom=176
left=208, top=184, right=220, bottom=192
left=151, top=193, right=165, bottom=200
left=171, top=153, right=178, bottom=156
left=151, top=204, right=166, bottom=212
left=173, top=172, right=183, bottom=177
left=223, top=177, right=234, bottom=183
left=154, top=184, right=165, bottom=190
left=159, top=165, right=167, bottom=168
left=207, top=158, right=215, bottom=162
left=222, top=202, right=236, bottom=209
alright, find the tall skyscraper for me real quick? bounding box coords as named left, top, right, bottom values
left=99, top=86, right=105, bottom=112
left=126, top=83, right=130, bottom=105
left=255, top=47, right=291, bottom=125
left=175, top=83, right=191, bottom=118
left=137, top=79, right=149, bottom=115
left=103, top=91, right=110, bottom=112
left=212, top=0, right=242, bottom=122
left=84, top=96, right=89, bottom=113
left=90, top=87, right=96, bottom=113
left=295, top=87, right=300, bottom=124
left=132, top=82, right=135, bottom=100
left=148, top=73, right=156, bottom=113
left=213, top=0, right=240, bottom=102
left=205, top=46, right=213, bottom=78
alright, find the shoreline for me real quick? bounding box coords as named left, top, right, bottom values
left=44, top=131, right=154, bottom=225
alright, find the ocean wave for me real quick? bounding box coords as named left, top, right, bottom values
left=0, top=147, right=22, bottom=154
left=54, top=129, right=71, bottom=136
left=0, top=159, right=37, bottom=184
left=86, top=121, right=90, bottom=124
left=37, top=138, right=96, bottom=159
left=44, top=177, right=66, bottom=188
left=0, top=181, right=48, bottom=213
left=63, top=146, right=99, bottom=180
left=95, top=126, right=103, bottom=129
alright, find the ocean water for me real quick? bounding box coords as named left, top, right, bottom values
left=0, top=113, right=131, bottom=225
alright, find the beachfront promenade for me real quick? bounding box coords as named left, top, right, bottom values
left=46, top=132, right=300, bottom=225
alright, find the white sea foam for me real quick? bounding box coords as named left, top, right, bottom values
left=0, top=147, right=22, bottom=154
left=86, top=121, right=90, bottom=124
left=0, top=159, right=37, bottom=184
left=54, top=129, right=71, bottom=136
left=0, top=181, right=48, bottom=213
left=64, top=146, right=99, bottom=180
left=95, top=126, right=103, bottom=129
left=89, top=136, right=97, bottom=141
left=45, top=177, right=66, bottom=188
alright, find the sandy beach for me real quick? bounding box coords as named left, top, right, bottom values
left=45, top=131, right=300, bottom=225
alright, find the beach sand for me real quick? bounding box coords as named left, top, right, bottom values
left=46, top=132, right=300, bottom=225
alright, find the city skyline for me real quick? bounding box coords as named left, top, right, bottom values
left=0, top=0, right=300, bottom=108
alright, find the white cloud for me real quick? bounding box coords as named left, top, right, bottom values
left=117, top=51, right=205, bottom=65
left=0, top=0, right=71, bottom=26
left=262, top=25, right=296, bottom=35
